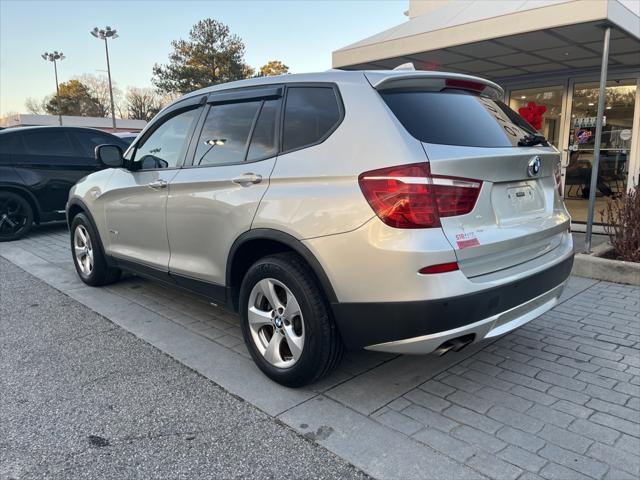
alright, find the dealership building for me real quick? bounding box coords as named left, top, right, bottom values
left=333, top=0, right=640, bottom=232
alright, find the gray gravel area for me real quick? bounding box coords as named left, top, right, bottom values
left=0, top=257, right=368, bottom=480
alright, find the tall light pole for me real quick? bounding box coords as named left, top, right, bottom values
left=41, top=51, right=65, bottom=126
left=90, top=26, right=118, bottom=131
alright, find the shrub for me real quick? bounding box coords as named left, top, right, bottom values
left=600, top=183, right=640, bottom=262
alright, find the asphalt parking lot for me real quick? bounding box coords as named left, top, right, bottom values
left=0, top=257, right=368, bottom=479
left=1, top=223, right=639, bottom=480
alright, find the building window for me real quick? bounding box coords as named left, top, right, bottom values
left=563, top=79, right=636, bottom=224
left=509, top=86, right=564, bottom=148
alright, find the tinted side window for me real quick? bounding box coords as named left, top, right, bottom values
left=22, top=131, right=76, bottom=156
left=0, top=134, right=19, bottom=156
left=247, top=99, right=279, bottom=161
left=283, top=87, right=341, bottom=152
left=133, top=108, right=200, bottom=169
left=74, top=131, right=123, bottom=157
left=193, top=101, right=261, bottom=166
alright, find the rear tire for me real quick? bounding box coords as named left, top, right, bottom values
left=70, top=213, right=121, bottom=286
left=239, top=252, right=344, bottom=387
left=0, top=191, right=33, bottom=242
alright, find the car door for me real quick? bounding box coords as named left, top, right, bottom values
left=13, top=129, right=90, bottom=217
left=166, top=87, right=282, bottom=299
left=102, top=100, right=203, bottom=272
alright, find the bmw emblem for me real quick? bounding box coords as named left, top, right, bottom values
left=527, top=156, right=541, bottom=177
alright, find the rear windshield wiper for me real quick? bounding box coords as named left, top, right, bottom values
left=518, top=133, right=548, bottom=147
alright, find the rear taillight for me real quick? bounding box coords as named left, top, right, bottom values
left=358, top=162, right=482, bottom=229
left=554, top=161, right=563, bottom=198
left=444, top=78, right=486, bottom=94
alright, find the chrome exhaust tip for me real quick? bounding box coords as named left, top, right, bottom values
left=434, top=334, right=475, bottom=356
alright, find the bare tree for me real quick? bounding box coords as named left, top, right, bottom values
left=126, top=87, right=163, bottom=121
left=159, top=92, right=180, bottom=106
left=76, top=74, right=122, bottom=118
left=115, top=99, right=128, bottom=121
left=25, top=97, right=49, bottom=114
left=1, top=111, right=20, bottom=127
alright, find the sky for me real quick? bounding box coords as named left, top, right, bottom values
left=0, top=0, right=406, bottom=115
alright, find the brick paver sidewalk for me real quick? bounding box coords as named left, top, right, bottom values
left=373, top=280, right=640, bottom=479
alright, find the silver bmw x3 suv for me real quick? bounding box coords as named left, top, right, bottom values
left=67, top=70, right=573, bottom=386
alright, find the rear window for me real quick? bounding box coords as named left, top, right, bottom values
left=73, top=131, right=123, bottom=157
left=381, top=91, right=538, bottom=148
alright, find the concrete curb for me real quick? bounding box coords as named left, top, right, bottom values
left=573, top=242, right=640, bottom=286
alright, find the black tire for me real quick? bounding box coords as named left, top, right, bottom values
left=70, top=213, right=121, bottom=286
left=0, top=191, right=34, bottom=242
left=239, top=252, right=344, bottom=387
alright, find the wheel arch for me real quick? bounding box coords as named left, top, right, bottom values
left=226, top=229, right=338, bottom=312
left=66, top=197, right=91, bottom=227
left=66, top=198, right=113, bottom=266
left=0, top=183, right=42, bottom=223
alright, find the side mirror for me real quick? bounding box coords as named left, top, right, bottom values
left=95, top=144, right=123, bottom=168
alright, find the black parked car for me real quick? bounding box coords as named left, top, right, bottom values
left=0, top=126, right=129, bottom=241
left=114, top=131, right=139, bottom=146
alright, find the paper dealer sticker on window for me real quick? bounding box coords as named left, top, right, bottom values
left=456, top=232, right=480, bottom=249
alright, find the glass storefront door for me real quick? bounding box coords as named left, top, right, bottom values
left=564, top=79, right=636, bottom=224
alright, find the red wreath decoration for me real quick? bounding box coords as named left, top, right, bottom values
left=518, top=101, right=547, bottom=130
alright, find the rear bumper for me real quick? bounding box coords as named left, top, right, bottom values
left=331, top=253, right=573, bottom=351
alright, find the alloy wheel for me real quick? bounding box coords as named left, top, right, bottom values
left=0, top=196, right=29, bottom=239
left=247, top=278, right=305, bottom=368
left=74, top=225, right=94, bottom=275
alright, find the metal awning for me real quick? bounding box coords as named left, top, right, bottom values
left=333, top=0, right=640, bottom=82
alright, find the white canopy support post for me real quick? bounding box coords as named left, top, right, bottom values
left=585, top=26, right=611, bottom=253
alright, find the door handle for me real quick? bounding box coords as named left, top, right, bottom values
left=147, top=179, right=168, bottom=190
left=232, top=173, right=262, bottom=187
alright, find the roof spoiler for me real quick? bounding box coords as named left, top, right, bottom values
left=365, top=71, right=504, bottom=99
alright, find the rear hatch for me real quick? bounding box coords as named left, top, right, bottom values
left=372, top=72, right=568, bottom=278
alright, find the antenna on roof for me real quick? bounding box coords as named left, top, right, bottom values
left=393, top=62, right=415, bottom=71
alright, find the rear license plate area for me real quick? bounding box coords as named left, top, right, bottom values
left=492, top=181, right=545, bottom=222
left=508, top=186, right=535, bottom=207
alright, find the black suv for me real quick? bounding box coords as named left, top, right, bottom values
left=0, top=126, right=129, bottom=241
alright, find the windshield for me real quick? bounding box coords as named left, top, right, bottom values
left=381, top=91, right=541, bottom=148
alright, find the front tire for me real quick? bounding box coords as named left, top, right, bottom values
left=70, top=213, right=121, bottom=286
left=0, top=191, right=33, bottom=242
left=239, top=253, right=343, bottom=387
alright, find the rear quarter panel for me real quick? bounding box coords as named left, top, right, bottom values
left=252, top=75, right=428, bottom=240
left=0, top=165, right=24, bottom=186
left=0, top=165, right=42, bottom=214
